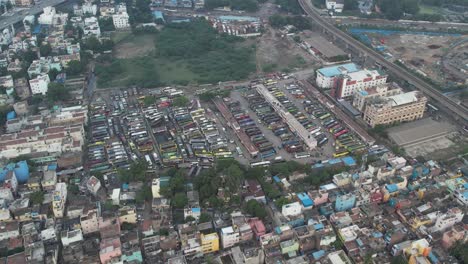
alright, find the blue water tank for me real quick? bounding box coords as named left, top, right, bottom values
left=14, top=161, right=30, bottom=183
left=6, top=111, right=16, bottom=120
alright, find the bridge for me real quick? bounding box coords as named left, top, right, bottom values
left=298, top=0, right=468, bottom=124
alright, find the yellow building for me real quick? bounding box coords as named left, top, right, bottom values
left=363, top=91, right=427, bottom=128
left=118, top=206, right=137, bottom=224
left=200, top=233, right=219, bottom=254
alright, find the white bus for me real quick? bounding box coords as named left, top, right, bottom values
left=145, top=154, right=153, bottom=169
left=250, top=161, right=270, bottom=168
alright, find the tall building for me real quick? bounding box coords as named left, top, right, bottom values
left=220, top=226, right=239, bottom=249
left=333, top=69, right=387, bottom=98
left=200, top=233, right=219, bottom=254
left=52, top=183, right=67, bottom=218
left=316, top=63, right=359, bottom=89
left=335, top=193, right=356, bottom=212
left=352, top=85, right=402, bottom=112
left=29, top=74, right=50, bottom=95
left=112, top=12, right=130, bottom=29
left=363, top=91, right=427, bottom=128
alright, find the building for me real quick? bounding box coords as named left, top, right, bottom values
left=80, top=209, right=99, bottom=234
left=0, top=76, right=13, bottom=89
left=112, top=12, right=130, bottom=29
left=363, top=91, right=427, bottom=128
left=325, top=0, right=344, bottom=13
left=441, top=224, right=466, bottom=249
left=82, top=2, right=98, bottom=15
left=0, top=222, right=19, bottom=241
left=52, top=183, right=67, bottom=218
left=326, top=250, right=353, bottom=264
left=335, top=193, right=356, bottom=212
left=61, top=229, right=83, bottom=247
left=86, top=176, right=101, bottom=195
left=282, top=202, right=302, bottom=217
left=37, top=7, right=68, bottom=26
left=118, top=206, right=137, bottom=224
left=352, top=85, right=402, bottom=112
left=221, top=226, right=240, bottom=249
left=316, top=63, right=359, bottom=89
left=430, top=207, right=464, bottom=233
left=99, top=237, right=122, bottom=264
left=84, top=17, right=101, bottom=37
left=333, top=69, right=387, bottom=98
left=29, top=74, right=50, bottom=95
left=15, top=0, right=34, bottom=7
left=41, top=170, right=57, bottom=191
left=200, top=233, right=219, bottom=254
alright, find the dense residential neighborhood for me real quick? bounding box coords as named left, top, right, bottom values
left=0, top=0, right=466, bottom=262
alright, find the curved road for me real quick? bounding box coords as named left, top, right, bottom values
left=299, top=0, right=468, bottom=123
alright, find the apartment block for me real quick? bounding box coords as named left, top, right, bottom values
left=52, top=183, right=67, bottom=218
left=363, top=91, right=427, bottom=128
left=352, top=85, right=402, bottom=112
left=200, top=233, right=219, bottom=254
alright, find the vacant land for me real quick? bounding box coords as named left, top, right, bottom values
left=97, top=20, right=256, bottom=88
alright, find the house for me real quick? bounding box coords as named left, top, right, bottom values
left=29, top=74, right=50, bottom=95
left=282, top=202, right=302, bottom=218
left=118, top=206, right=137, bottom=224
left=99, top=217, right=121, bottom=239
left=61, top=229, right=83, bottom=247
left=325, top=0, right=344, bottom=13
left=41, top=170, right=57, bottom=191
left=221, top=226, right=240, bottom=249
left=99, top=237, right=122, bottom=264
left=0, top=222, right=19, bottom=241
left=335, top=193, right=356, bottom=212
left=80, top=209, right=99, bottom=234
left=244, top=179, right=266, bottom=203
left=200, top=233, right=219, bottom=253
left=86, top=176, right=101, bottom=195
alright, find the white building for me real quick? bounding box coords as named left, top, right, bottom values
left=151, top=178, right=161, bottom=198
left=84, top=17, right=101, bottom=37
left=326, top=0, right=344, bottom=13
left=29, top=74, right=50, bottom=95
left=38, top=7, right=56, bottom=25
left=334, top=69, right=387, bottom=98
left=430, top=207, right=464, bottom=233
left=23, top=15, right=35, bottom=33
left=112, top=12, right=130, bottom=29
left=282, top=202, right=302, bottom=218
left=0, top=28, right=13, bottom=46
left=316, top=63, right=359, bottom=89
left=61, top=229, right=83, bottom=247
left=82, top=2, right=98, bottom=15
left=220, top=226, right=240, bottom=249
left=52, top=182, right=67, bottom=218
left=86, top=176, right=101, bottom=195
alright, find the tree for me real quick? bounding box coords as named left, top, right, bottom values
left=401, top=0, right=419, bottom=15
left=344, top=0, right=358, bottom=10
left=99, top=18, right=115, bottom=32
left=172, top=96, right=189, bottom=107
left=136, top=186, right=152, bottom=204
left=143, top=96, right=156, bottom=106
left=30, top=191, right=44, bottom=205
left=40, top=44, right=52, bottom=57
left=173, top=193, right=188, bottom=208
left=450, top=241, right=468, bottom=264
left=83, top=36, right=101, bottom=52
left=225, top=163, right=244, bottom=192
left=199, top=213, right=212, bottom=223
left=275, top=197, right=290, bottom=208
left=244, top=200, right=267, bottom=219
left=185, top=216, right=196, bottom=223
left=48, top=68, right=60, bottom=81
left=159, top=228, right=169, bottom=236
left=47, top=83, right=70, bottom=103
left=66, top=60, right=84, bottom=76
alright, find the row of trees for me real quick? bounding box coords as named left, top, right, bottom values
left=376, top=0, right=419, bottom=20
left=205, top=0, right=261, bottom=12
left=269, top=15, right=312, bottom=30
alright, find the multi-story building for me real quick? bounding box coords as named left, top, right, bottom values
left=325, top=0, right=344, bottom=13
left=335, top=193, right=356, bottom=212
left=41, top=170, right=57, bottom=191
left=316, top=63, right=359, bottom=89
left=326, top=250, right=353, bottom=263
left=363, top=91, right=427, bottom=127
left=61, top=229, right=83, bottom=247
left=282, top=202, right=302, bottom=217
left=100, top=237, right=122, bottom=264
left=333, top=69, right=387, bottom=98
left=29, top=74, right=50, bottom=95
left=15, top=0, right=34, bottom=7
left=200, top=233, right=219, bottom=254
left=80, top=209, right=99, bottom=234
left=353, top=85, right=402, bottom=112
left=430, top=207, right=464, bottom=233
left=221, top=226, right=240, bottom=249
left=112, top=12, right=130, bottom=29
left=52, top=182, right=67, bottom=218
left=118, top=206, right=137, bottom=224
left=14, top=78, right=30, bottom=100
left=84, top=17, right=101, bottom=37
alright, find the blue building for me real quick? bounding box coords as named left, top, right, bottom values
left=297, top=192, right=313, bottom=208
left=335, top=193, right=356, bottom=212
left=0, top=160, right=30, bottom=183
left=6, top=111, right=16, bottom=120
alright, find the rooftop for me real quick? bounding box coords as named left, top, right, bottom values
left=317, top=63, right=359, bottom=77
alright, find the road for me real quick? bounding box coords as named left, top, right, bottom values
left=326, top=16, right=468, bottom=31
left=298, top=0, right=468, bottom=124
left=0, top=0, right=66, bottom=30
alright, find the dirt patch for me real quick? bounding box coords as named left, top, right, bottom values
left=114, top=34, right=156, bottom=59
left=427, top=44, right=441, bottom=49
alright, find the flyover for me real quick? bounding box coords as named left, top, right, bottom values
left=298, top=0, right=468, bottom=123
left=0, top=0, right=66, bottom=30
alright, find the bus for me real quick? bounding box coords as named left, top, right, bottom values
left=318, top=137, right=328, bottom=147
left=236, top=147, right=243, bottom=156
left=319, top=113, right=331, bottom=120
left=250, top=161, right=271, bottom=168
left=295, top=152, right=311, bottom=159
left=144, top=154, right=153, bottom=169
left=333, top=150, right=349, bottom=158
left=334, top=130, right=348, bottom=139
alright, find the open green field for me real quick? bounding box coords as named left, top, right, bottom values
left=418, top=4, right=442, bottom=14
left=97, top=21, right=256, bottom=88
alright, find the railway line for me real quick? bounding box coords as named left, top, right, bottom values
left=298, top=0, right=468, bottom=123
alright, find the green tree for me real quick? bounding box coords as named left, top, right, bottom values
left=48, top=68, right=60, bottom=81
left=173, top=192, right=188, bottom=208
left=185, top=216, right=196, bottom=223
left=275, top=197, right=290, bottom=208
left=344, top=0, right=358, bottom=10
left=66, top=60, right=84, bottom=76
left=99, top=18, right=116, bottom=31
left=47, top=83, right=70, bottom=103
left=225, top=163, right=244, bottom=192
left=159, top=228, right=169, bottom=236
left=269, top=14, right=287, bottom=28
left=172, top=96, right=189, bottom=107
left=136, top=186, right=152, bottom=204
left=30, top=191, right=44, bottom=205
left=244, top=199, right=267, bottom=219
left=40, top=44, right=52, bottom=57
left=143, top=96, right=157, bottom=106
left=199, top=213, right=212, bottom=223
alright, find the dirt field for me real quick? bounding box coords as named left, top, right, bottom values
left=256, top=28, right=319, bottom=74
left=114, top=34, right=156, bottom=59
left=382, top=34, right=461, bottom=85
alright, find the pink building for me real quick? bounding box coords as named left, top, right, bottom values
left=442, top=224, right=466, bottom=250
left=308, top=190, right=328, bottom=206
left=99, top=217, right=121, bottom=239
left=99, top=237, right=122, bottom=264
left=249, top=218, right=266, bottom=239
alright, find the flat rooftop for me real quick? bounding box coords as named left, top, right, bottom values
left=387, top=118, right=456, bottom=147
left=317, top=63, right=359, bottom=78
left=303, top=34, right=347, bottom=58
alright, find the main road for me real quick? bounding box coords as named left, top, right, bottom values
left=298, top=0, right=468, bottom=123
left=0, top=0, right=66, bottom=30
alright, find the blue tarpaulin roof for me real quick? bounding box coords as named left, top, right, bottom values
left=273, top=176, right=281, bottom=183
left=386, top=184, right=398, bottom=193
left=312, top=250, right=325, bottom=260
left=6, top=111, right=16, bottom=120
left=342, top=156, right=357, bottom=166
left=297, top=192, right=313, bottom=207
left=317, top=63, right=359, bottom=77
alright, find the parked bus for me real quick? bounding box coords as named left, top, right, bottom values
left=319, top=113, right=331, bottom=120
left=333, top=150, right=349, bottom=158
left=334, top=130, right=348, bottom=139
left=145, top=154, right=153, bottom=169
left=250, top=161, right=271, bottom=168
left=295, top=152, right=311, bottom=159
